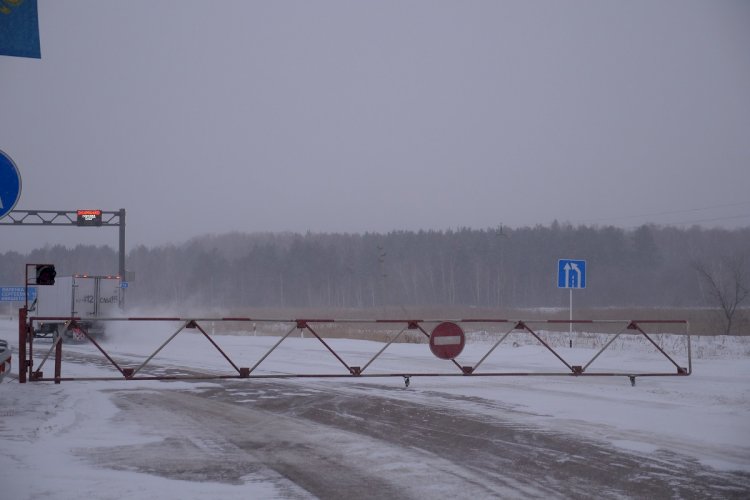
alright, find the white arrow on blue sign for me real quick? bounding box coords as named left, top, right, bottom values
left=558, top=259, right=586, bottom=289
left=0, top=150, right=22, bottom=219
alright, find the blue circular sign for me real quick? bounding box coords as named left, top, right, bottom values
left=0, top=150, right=22, bottom=219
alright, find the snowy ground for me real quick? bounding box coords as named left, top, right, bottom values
left=1, top=317, right=749, bottom=499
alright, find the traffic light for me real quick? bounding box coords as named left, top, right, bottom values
left=35, top=264, right=56, bottom=285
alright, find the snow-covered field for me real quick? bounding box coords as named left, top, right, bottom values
left=1, top=317, right=749, bottom=498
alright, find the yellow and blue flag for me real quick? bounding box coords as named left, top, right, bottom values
left=0, top=0, right=41, bottom=59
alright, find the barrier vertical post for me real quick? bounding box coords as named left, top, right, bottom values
left=54, top=338, right=62, bottom=384
left=27, top=313, right=34, bottom=381
left=18, top=307, right=26, bottom=383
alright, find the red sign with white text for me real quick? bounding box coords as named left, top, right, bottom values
left=429, top=322, right=465, bottom=360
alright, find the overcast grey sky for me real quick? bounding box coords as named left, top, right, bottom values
left=1, top=0, right=749, bottom=253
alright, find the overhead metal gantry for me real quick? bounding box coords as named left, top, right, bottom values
left=0, top=209, right=127, bottom=278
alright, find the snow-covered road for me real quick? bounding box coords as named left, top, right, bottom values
left=2, top=319, right=749, bottom=498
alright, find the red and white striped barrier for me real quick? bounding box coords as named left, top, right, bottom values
left=18, top=316, right=692, bottom=385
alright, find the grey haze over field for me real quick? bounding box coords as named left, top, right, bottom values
left=1, top=0, right=749, bottom=253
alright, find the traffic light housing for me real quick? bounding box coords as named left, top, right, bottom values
left=35, top=264, right=56, bottom=285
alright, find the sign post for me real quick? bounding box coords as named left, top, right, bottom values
left=557, top=259, right=587, bottom=342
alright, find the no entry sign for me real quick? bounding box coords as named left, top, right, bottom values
left=429, top=322, right=465, bottom=360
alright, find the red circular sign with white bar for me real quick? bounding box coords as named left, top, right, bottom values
left=429, top=321, right=465, bottom=360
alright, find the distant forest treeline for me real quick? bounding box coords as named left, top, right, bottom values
left=1, top=224, right=749, bottom=312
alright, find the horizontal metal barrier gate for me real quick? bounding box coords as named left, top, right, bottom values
left=18, top=309, right=691, bottom=386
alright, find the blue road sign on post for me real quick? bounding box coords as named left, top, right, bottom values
left=0, top=150, right=22, bottom=219
left=0, top=287, right=37, bottom=302
left=558, top=259, right=586, bottom=289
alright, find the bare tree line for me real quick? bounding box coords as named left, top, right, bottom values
left=693, top=255, right=749, bottom=334
left=1, top=224, right=749, bottom=330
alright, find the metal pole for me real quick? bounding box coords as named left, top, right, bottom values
left=18, top=307, right=26, bottom=383
left=54, top=337, right=62, bottom=384
left=472, top=324, right=517, bottom=372
left=120, top=208, right=125, bottom=279
left=569, top=288, right=573, bottom=342
left=118, top=208, right=126, bottom=309
left=685, top=322, right=693, bottom=375
left=118, top=208, right=126, bottom=278
left=27, top=312, right=34, bottom=381
left=249, top=324, right=298, bottom=374
left=132, top=321, right=189, bottom=376
left=360, top=325, right=408, bottom=374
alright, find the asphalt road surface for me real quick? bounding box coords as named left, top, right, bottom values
left=76, top=377, right=750, bottom=499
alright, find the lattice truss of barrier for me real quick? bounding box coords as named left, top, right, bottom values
left=18, top=313, right=691, bottom=385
